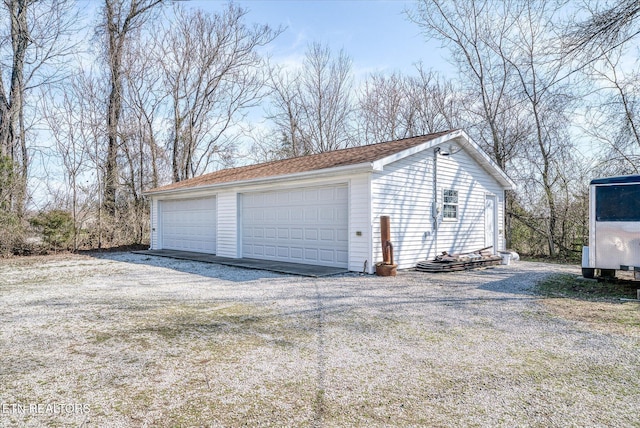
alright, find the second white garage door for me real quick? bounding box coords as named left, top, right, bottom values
left=161, top=197, right=217, bottom=254
left=242, top=185, right=348, bottom=267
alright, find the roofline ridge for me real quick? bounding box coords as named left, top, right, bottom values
left=146, top=129, right=458, bottom=193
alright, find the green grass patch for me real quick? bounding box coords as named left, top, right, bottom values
left=93, top=332, right=113, bottom=344
left=537, top=274, right=640, bottom=337
left=537, top=273, right=638, bottom=301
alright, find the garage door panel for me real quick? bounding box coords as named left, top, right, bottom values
left=305, top=189, right=318, bottom=201
left=278, top=228, right=289, bottom=239
left=277, top=208, right=289, bottom=221
left=242, top=185, right=348, bottom=268
left=319, top=249, right=336, bottom=263
left=291, top=228, right=303, bottom=240
left=290, top=247, right=303, bottom=259
left=319, top=207, right=334, bottom=221
left=304, top=208, right=318, bottom=222
left=290, top=190, right=304, bottom=203
left=161, top=197, right=216, bottom=254
left=305, top=229, right=318, bottom=240
left=319, top=188, right=336, bottom=201
left=304, top=248, right=319, bottom=261
left=291, top=209, right=303, bottom=222
left=251, top=210, right=263, bottom=222
left=277, top=192, right=290, bottom=204
left=278, top=247, right=289, bottom=258
left=319, top=229, right=334, bottom=241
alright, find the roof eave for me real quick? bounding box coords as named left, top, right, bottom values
left=374, top=129, right=514, bottom=190
left=143, top=161, right=375, bottom=197
left=457, top=132, right=515, bottom=190
left=372, top=130, right=463, bottom=171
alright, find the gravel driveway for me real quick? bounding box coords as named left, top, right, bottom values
left=1, top=253, right=639, bottom=427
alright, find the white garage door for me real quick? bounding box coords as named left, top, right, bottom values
left=161, top=197, right=216, bottom=254
left=242, top=185, right=348, bottom=267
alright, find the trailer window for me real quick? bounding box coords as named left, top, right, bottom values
left=595, top=184, right=640, bottom=221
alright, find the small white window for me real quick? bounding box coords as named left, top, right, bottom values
left=443, top=189, right=458, bottom=220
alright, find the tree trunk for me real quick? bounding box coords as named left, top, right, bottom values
left=0, top=0, right=29, bottom=216
left=103, top=0, right=163, bottom=215
left=104, top=12, right=123, bottom=217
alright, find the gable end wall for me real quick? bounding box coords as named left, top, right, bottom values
left=371, top=146, right=505, bottom=269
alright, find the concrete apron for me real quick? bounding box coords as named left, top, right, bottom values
left=132, top=250, right=348, bottom=278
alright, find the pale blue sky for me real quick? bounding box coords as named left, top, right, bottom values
left=187, top=0, right=453, bottom=78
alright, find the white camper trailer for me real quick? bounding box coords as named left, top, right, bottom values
left=582, top=175, right=640, bottom=279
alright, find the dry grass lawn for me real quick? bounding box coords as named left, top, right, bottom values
left=1, top=253, right=639, bottom=427
left=538, top=273, right=640, bottom=338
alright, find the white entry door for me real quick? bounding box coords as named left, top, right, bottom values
left=242, top=185, right=348, bottom=267
left=484, top=195, right=497, bottom=252
left=160, top=197, right=217, bottom=253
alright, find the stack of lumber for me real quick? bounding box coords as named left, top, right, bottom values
left=415, top=247, right=502, bottom=272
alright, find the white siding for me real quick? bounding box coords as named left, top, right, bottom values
left=372, top=151, right=434, bottom=269
left=372, top=146, right=506, bottom=269
left=216, top=191, right=239, bottom=258
left=150, top=198, right=158, bottom=249
left=433, top=149, right=504, bottom=256
left=348, top=174, right=373, bottom=273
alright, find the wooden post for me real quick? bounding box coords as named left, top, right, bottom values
left=381, top=216, right=390, bottom=264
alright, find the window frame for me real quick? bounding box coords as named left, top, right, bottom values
left=595, top=184, right=640, bottom=222
left=442, top=189, right=458, bottom=221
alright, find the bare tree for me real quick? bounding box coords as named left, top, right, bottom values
left=40, top=84, right=91, bottom=250
left=409, top=0, right=526, bottom=171
left=69, top=66, right=108, bottom=248
left=357, top=72, right=408, bottom=144
left=262, top=65, right=305, bottom=158
left=409, top=0, right=530, bottom=250
left=409, top=0, right=522, bottom=172
left=498, top=1, right=581, bottom=257
left=565, top=0, right=640, bottom=57
left=357, top=67, right=462, bottom=144
left=581, top=46, right=640, bottom=175
left=123, top=34, right=167, bottom=191
left=403, top=65, right=463, bottom=136
left=0, top=1, right=28, bottom=207
left=297, top=42, right=355, bottom=153
left=98, top=0, right=163, bottom=217
left=159, top=4, right=279, bottom=182
left=262, top=42, right=355, bottom=158
left=0, top=0, right=79, bottom=216
left=118, top=31, right=169, bottom=242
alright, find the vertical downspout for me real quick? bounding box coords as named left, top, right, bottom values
left=149, top=197, right=153, bottom=250
left=432, top=147, right=440, bottom=258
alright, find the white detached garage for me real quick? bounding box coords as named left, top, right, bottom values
left=160, top=197, right=217, bottom=253
left=145, top=130, right=514, bottom=274
left=241, top=186, right=349, bottom=267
